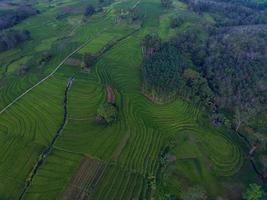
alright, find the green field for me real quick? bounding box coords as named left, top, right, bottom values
left=0, top=0, right=261, bottom=199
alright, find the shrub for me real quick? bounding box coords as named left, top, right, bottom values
left=96, top=103, right=118, bottom=124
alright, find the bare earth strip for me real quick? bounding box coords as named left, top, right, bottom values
left=61, top=158, right=105, bottom=200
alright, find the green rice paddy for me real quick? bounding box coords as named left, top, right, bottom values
left=0, top=0, right=257, bottom=199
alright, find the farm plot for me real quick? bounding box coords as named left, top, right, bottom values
left=23, top=149, right=84, bottom=200
left=61, top=157, right=105, bottom=200
left=91, top=164, right=146, bottom=200
left=54, top=77, right=125, bottom=160
left=0, top=75, right=69, bottom=198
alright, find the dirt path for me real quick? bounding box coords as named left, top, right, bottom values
left=106, top=85, right=115, bottom=104
left=0, top=38, right=92, bottom=115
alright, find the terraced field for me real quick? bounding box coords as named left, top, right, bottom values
left=0, top=0, right=254, bottom=199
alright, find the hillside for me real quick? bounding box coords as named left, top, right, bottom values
left=0, top=0, right=266, bottom=199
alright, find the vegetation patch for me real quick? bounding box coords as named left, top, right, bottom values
left=61, top=157, right=105, bottom=200
left=96, top=102, right=118, bottom=124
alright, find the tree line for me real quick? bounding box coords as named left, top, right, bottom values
left=0, top=5, right=38, bottom=30
left=0, top=29, right=31, bottom=52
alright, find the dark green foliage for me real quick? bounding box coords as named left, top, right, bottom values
left=97, top=103, right=118, bottom=124
left=0, top=30, right=31, bottom=52
left=165, top=1, right=267, bottom=128
left=98, top=0, right=113, bottom=6
left=142, top=44, right=189, bottom=102
left=166, top=194, right=179, bottom=200
left=141, top=34, right=161, bottom=57
left=83, top=53, right=97, bottom=69
left=171, top=27, right=207, bottom=66
left=204, top=28, right=267, bottom=122
left=181, top=186, right=207, bottom=200
left=185, top=0, right=267, bottom=26
left=117, top=8, right=143, bottom=26
left=39, top=52, right=52, bottom=64
left=161, top=0, right=173, bottom=8
left=0, top=6, right=38, bottom=30
left=84, top=5, right=95, bottom=17
left=19, top=64, right=29, bottom=76
left=243, top=184, right=266, bottom=200
left=170, top=15, right=186, bottom=28
left=181, top=68, right=213, bottom=105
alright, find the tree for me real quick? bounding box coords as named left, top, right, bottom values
left=203, top=28, right=267, bottom=128
left=39, top=52, right=52, bottom=64
left=170, top=15, right=186, bottom=28
left=83, top=53, right=97, bottom=69
left=161, top=0, right=173, bottom=8
left=181, top=186, right=207, bottom=200
left=0, top=6, right=38, bottom=30
left=0, top=30, right=31, bottom=52
left=171, top=27, right=207, bottom=66
left=96, top=103, right=118, bottom=124
left=141, top=34, right=161, bottom=57
left=141, top=44, right=189, bottom=103
left=19, top=65, right=29, bottom=76
left=84, top=5, right=95, bottom=17
left=243, top=184, right=266, bottom=200
left=182, top=68, right=213, bottom=105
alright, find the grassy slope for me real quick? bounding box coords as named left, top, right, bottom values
left=0, top=0, right=256, bottom=199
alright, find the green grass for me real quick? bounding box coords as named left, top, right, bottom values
left=6, top=56, right=32, bottom=73
left=0, top=75, right=68, bottom=198
left=23, top=149, right=83, bottom=200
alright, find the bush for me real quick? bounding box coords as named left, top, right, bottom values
left=84, top=5, right=95, bottom=17
left=170, top=16, right=186, bottom=28
left=243, top=184, right=266, bottom=200
left=0, top=30, right=31, bottom=52
left=181, top=186, right=207, bottom=200
left=97, top=103, right=118, bottom=124
left=83, top=53, right=97, bottom=69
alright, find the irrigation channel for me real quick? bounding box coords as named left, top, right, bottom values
left=18, top=77, right=74, bottom=200
left=13, top=27, right=140, bottom=199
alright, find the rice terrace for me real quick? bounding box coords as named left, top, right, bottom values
left=0, top=0, right=267, bottom=199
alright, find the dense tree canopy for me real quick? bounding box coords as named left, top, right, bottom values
left=181, top=186, right=207, bottom=200
left=142, top=43, right=190, bottom=103
left=204, top=27, right=267, bottom=129
left=141, top=34, right=161, bottom=57
left=84, top=5, right=95, bottom=17
left=184, top=0, right=267, bottom=26
left=83, top=53, right=97, bottom=69
left=0, top=30, right=31, bottom=52
left=181, top=68, right=213, bottom=105
left=171, top=27, right=207, bottom=66
left=170, top=15, right=186, bottom=28
left=243, top=184, right=266, bottom=200
left=0, top=6, right=38, bottom=30
left=161, top=0, right=173, bottom=8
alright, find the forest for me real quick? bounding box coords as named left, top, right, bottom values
left=142, top=0, right=267, bottom=130
left=0, top=29, right=31, bottom=52
left=0, top=5, right=38, bottom=30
